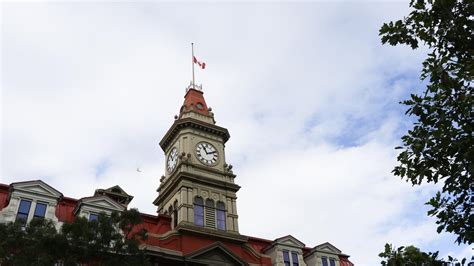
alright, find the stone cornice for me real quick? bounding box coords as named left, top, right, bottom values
left=177, top=223, right=248, bottom=243
left=141, top=244, right=184, bottom=261
left=159, top=118, right=230, bottom=151
left=162, top=161, right=237, bottom=188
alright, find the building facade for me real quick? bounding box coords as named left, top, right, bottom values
left=0, top=84, right=354, bottom=266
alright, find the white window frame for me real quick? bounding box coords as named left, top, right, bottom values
left=282, top=250, right=300, bottom=266
left=15, top=197, right=51, bottom=224
left=88, top=212, right=99, bottom=221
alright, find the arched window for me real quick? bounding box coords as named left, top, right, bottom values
left=216, top=201, right=226, bottom=230
left=173, top=201, right=178, bottom=228
left=205, top=199, right=215, bottom=228
left=194, top=197, right=204, bottom=227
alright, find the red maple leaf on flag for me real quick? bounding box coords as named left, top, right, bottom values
left=193, top=56, right=206, bottom=69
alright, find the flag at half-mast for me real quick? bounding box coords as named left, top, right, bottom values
left=193, top=56, right=206, bottom=69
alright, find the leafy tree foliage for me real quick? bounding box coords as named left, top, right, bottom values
left=379, top=0, right=473, bottom=244
left=0, top=209, right=149, bottom=266
left=379, top=243, right=443, bottom=266
left=0, top=219, right=66, bottom=265
left=379, top=243, right=468, bottom=266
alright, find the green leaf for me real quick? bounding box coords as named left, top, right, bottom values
left=382, top=0, right=473, bottom=245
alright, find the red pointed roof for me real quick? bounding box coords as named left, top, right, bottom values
left=181, top=88, right=209, bottom=116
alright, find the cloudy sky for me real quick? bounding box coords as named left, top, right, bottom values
left=1, top=1, right=471, bottom=265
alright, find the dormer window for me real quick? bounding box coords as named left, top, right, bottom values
left=16, top=199, right=32, bottom=224
left=322, top=257, right=328, bottom=266
left=33, top=202, right=47, bottom=219
left=283, top=250, right=290, bottom=266
left=15, top=200, right=47, bottom=224
left=89, top=213, right=99, bottom=221
left=282, top=250, right=299, bottom=266
left=73, top=195, right=125, bottom=221
left=291, top=252, right=299, bottom=266
left=321, top=257, right=336, bottom=266
left=2, top=180, right=63, bottom=225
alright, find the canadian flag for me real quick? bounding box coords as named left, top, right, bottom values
left=193, top=56, right=206, bottom=69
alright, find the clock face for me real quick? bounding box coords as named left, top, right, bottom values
left=196, top=142, right=218, bottom=165
left=167, top=147, right=178, bottom=173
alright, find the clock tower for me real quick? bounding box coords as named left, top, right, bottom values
left=153, top=84, right=242, bottom=238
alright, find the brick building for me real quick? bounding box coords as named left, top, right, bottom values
left=0, top=84, right=354, bottom=266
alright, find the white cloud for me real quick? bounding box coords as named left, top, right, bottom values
left=1, top=2, right=469, bottom=265
left=442, top=246, right=474, bottom=264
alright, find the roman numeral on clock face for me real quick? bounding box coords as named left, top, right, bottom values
left=196, top=142, right=218, bottom=165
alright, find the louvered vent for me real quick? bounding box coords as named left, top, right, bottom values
left=205, top=206, right=216, bottom=228
left=205, top=199, right=216, bottom=228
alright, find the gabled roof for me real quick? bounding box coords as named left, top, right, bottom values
left=94, top=185, right=133, bottom=206
left=304, top=242, right=344, bottom=258
left=10, top=180, right=63, bottom=199
left=73, top=195, right=126, bottom=215
left=95, top=185, right=130, bottom=196
left=314, top=242, right=341, bottom=254
left=263, top=235, right=305, bottom=253
left=185, top=242, right=248, bottom=266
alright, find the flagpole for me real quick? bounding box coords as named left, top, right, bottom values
left=191, top=43, right=195, bottom=89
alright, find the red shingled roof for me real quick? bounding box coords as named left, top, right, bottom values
left=246, top=236, right=273, bottom=253
left=340, top=256, right=354, bottom=266
left=181, top=88, right=209, bottom=116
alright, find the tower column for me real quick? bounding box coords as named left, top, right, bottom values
left=179, top=187, right=188, bottom=223
left=232, top=199, right=239, bottom=232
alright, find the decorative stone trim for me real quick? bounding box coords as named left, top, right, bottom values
left=160, top=118, right=230, bottom=150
